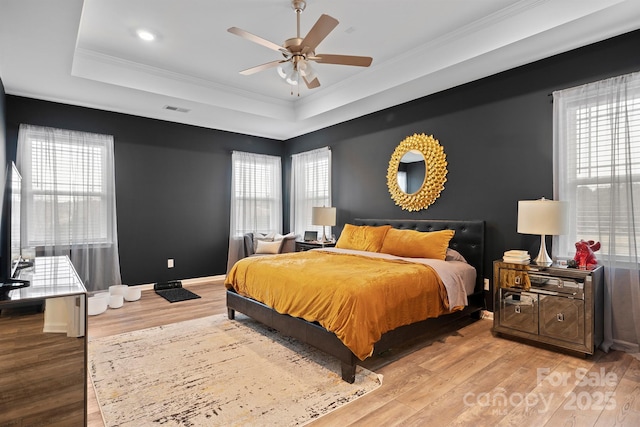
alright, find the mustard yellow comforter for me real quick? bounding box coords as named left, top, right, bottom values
left=224, top=250, right=449, bottom=360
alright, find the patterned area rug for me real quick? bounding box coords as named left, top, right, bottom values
left=89, top=314, right=382, bottom=426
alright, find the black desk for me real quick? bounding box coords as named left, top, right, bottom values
left=295, top=240, right=336, bottom=251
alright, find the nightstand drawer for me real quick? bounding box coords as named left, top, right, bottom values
left=539, top=294, right=585, bottom=343
left=499, top=289, right=538, bottom=334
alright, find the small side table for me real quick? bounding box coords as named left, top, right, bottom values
left=295, top=241, right=336, bottom=252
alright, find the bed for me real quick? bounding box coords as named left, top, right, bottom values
left=225, top=219, right=485, bottom=383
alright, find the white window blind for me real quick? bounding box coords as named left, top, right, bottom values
left=290, top=147, right=331, bottom=238
left=19, top=127, right=114, bottom=246
left=554, top=72, right=640, bottom=261
left=227, top=151, right=282, bottom=271
left=230, top=151, right=282, bottom=236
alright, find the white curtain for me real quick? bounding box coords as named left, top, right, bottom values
left=290, top=147, right=331, bottom=238
left=553, top=71, right=640, bottom=353
left=227, top=151, right=282, bottom=271
left=17, top=124, right=122, bottom=293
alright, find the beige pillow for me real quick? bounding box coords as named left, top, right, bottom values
left=253, top=234, right=273, bottom=252
left=380, top=228, right=455, bottom=260
left=255, top=239, right=283, bottom=254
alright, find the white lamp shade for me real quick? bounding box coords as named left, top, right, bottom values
left=299, top=60, right=317, bottom=81
left=277, top=62, right=299, bottom=85
left=517, top=199, right=568, bottom=235
left=312, top=207, right=336, bottom=226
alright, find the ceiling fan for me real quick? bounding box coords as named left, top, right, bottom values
left=228, top=0, right=372, bottom=94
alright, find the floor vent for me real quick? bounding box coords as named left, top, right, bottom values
left=163, top=105, right=190, bottom=113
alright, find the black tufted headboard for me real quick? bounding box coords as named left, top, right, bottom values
left=353, top=219, right=485, bottom=293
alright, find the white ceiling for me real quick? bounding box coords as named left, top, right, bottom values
left=1, top=0, right=639, bottom=140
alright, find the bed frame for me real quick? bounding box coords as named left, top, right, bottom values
left=226, top=219, right=485, bottom=383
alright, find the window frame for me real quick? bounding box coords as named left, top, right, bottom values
left=290, top=147, right=331, bottom=238
left=555, top=85, right=640, bottom=263
left=231, top=152, right=282, bottom=237
left=18, top=128, right=115, bottom=248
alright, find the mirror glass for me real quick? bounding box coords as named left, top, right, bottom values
left=397, top=150, right=426, bottom=194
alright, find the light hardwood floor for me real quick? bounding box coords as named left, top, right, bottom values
left=88, top=280, right=640, bottom=426
left=1, top=303, right=85, bottom=426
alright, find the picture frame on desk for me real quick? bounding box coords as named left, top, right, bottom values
left=303, top=231, right=318, bottom=242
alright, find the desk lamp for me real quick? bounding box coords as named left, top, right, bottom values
left=517, top=198, right=567, bottom=266
left=312, top=206, right=336, bottom=243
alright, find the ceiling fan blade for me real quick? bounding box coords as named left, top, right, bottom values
left=300, top=14, right=339, bottom=55
left=228, top=27, right=289, bottom=55
left=239, top=60, right=284, bottom=76
left=303, top=75, right=320, bottom=89
left=312, top=54, right=373, bottom=67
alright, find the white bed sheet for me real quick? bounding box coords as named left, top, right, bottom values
left=315, top=247, right=477, bottom=310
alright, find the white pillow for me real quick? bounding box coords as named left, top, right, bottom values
left=255, top=239, right=283, bottom=254
left=275, top=232, right=296, bottom=241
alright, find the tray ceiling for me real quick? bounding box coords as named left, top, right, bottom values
left=1, top=0, right=639, bottom=140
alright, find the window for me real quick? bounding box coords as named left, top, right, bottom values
left=290, top=147, right=331, bottom=237
left=397, top=170, right=407, bottom=193
left=554, top=71, right=640, bottom=354
left=18, top=126, right=115, bottom=247
left=230, top=151, right=282, bottom=237
left=17, top=124, right=122, bottom=292
left=227, top=151, right=282, bottom=270
left=554, top=72, right=640, bottom=261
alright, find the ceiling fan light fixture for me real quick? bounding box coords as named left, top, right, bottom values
left=298, top=60, right=317, bottom=81
left=277, top=62, right=299, bottom=85
left=229, top=0, right=372, bottom=94
left=286, top=73, right=299, bottom=86
left=276, top=62, right=290, bottom=79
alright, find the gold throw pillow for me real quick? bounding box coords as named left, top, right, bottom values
left=335, top=224, right=392, bottom=252
left=380, top=228, right=455, bottom=260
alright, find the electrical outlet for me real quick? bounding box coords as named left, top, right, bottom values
left=167, top=258, right=174, bottom=268
left=484, top=278, right=490, bottom=291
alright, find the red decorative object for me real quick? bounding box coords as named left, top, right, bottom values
left=574, top=240, right=600, bottom=269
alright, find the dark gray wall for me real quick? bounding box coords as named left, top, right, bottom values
left=5, top=99, right=283, bottom=285
left=3, top=30, right=640, bottom=294
left=285, top=30, right=640, bottom=295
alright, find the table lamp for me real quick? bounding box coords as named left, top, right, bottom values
left=312, top=206, right=336, bottom=243
left=517, top=198, right=567, bottom=266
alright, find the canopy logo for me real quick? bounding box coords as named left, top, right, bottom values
left=462, top=367, right=618, bottom=414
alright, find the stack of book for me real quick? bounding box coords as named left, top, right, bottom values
left=503, top=250, right=530, bottom=263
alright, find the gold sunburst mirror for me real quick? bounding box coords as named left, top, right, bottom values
left=386, top=133, right=448, bottom=211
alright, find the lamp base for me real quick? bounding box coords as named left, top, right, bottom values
left=533, top=234, right=553, bottom=266
left=319, top=226, right=330, bottom=243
